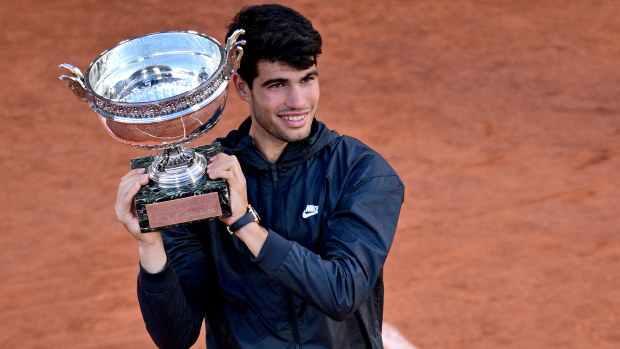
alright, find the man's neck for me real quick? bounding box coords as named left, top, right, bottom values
left=249, top=127, right=287, bottom=164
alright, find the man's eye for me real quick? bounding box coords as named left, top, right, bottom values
left=302, top=76, right=316, bottom=83
left=269, top=82, right=283, bottom=89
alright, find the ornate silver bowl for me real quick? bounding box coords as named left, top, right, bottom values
left=60, top=30, right=245, bottom=187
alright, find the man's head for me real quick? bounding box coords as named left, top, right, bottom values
left=226, top=4, right=322, bottom=88
left=226, top=5, right=322, bottom=161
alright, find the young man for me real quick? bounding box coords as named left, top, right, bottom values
left=115, top=4, right=404, bottom=348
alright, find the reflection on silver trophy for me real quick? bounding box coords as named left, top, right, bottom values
left=59, top=30, right=246, bottom=232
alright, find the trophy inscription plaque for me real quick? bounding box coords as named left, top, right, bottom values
left=59, top=30, right=245, bottom=232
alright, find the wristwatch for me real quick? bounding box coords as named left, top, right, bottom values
left=226, top=205, right=260, bottom=234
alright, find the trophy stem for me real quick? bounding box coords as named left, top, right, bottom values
left=148, top=145, right=208, bottom=188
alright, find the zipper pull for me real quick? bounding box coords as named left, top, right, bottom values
left=271, top=165, right=278, bottom=182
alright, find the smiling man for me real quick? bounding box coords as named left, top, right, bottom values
left=115, top=4, right=405, bottom=348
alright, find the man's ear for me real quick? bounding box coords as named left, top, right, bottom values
left=232, top=72, right=251, bottom=102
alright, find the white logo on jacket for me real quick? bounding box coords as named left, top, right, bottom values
left=302, top=205, right=319, bottom=219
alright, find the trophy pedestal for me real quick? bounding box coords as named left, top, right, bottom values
left=130, top=143, right=231, bottom=232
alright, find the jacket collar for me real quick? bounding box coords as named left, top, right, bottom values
left=217, top=116, right=339, bottom=170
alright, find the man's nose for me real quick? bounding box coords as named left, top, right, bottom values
left=286, top=84, right=305, bottom=109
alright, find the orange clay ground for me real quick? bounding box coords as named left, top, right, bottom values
left=1, top=1, right=619, bottom=348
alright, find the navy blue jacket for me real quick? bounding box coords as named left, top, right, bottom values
left=137, top=118, right=405, bottom=348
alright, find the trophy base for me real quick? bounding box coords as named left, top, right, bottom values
left=130, top=143, right=231, bottom=233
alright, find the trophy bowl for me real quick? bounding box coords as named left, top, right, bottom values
left=60, top=29, right=245, bottom=232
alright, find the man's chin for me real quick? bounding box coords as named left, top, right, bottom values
left=282, top=127, right=312, bottom=143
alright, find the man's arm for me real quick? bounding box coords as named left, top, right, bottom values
left=208, top=152, right=404, bottom=320
left=115, top=168, right=166, bottom=273
left=137, top=225, right=210, bottom=349
left=254, top=172, right=404, bottom=320
left=115, top=168, right=206, bottom=348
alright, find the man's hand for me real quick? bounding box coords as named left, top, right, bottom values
left=207, top=153, right=268, bottom=256
left=115, top=168, right=151, bottom=238
left=115, top=168, right=166, bottom=273
left=206, top=153, right=249, bottom=225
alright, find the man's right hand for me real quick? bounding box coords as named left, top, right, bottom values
left=115, top=168, right=166, bottom=273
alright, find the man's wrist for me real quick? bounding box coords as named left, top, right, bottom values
left=234, top=222, right=268, bottom=257
left=227, top=205, right=261, bottom=234
left=137, top=236, right=167, bottom=274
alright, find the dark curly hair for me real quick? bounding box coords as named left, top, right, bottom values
left=225, top=4, right=323, bottom=88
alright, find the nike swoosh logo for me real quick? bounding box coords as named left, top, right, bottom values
left=302, top=211, right=318, bottom=219
left=302, top=205, right=319, bottom=219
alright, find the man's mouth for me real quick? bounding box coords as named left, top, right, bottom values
left=282, top=114, right=306, bottom=122
left=279, top=111, right=311, bottom=127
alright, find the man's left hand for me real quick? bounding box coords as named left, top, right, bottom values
left=206, top=153, right=248, bottom=226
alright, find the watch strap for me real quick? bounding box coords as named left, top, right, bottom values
left=227, top=205, right=259, bottom=234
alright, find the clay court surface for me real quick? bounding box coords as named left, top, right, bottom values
left=2, top=0, right=619, bottom=348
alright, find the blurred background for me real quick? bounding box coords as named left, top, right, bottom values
left=1, top=0, right=619, bottom=348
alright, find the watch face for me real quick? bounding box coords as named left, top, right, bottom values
left=249, top=205, right=260, bottom=222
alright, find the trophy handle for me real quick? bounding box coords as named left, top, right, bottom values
left=225, top=29, right=246, bottom=75
left=58, top=63, right=93, bottom=103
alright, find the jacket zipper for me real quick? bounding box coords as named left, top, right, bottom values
left=270, top=163, right=300, bottom=348
left=270, top=164, right=279, bottom=183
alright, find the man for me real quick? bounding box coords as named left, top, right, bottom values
left=115, top=4, right=404, bottom=348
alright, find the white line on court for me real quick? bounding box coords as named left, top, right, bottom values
left=383, top=322, right=418, bottom=349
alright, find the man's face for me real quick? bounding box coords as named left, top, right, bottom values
left=244, top=60, right=320, bottom=145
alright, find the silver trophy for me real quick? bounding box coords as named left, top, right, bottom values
left=60, top=30, right=245, bottom=232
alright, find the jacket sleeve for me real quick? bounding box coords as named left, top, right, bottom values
left=137, top=224, right=210, bottom=349
left=252, top=153, right=405, bottom=321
